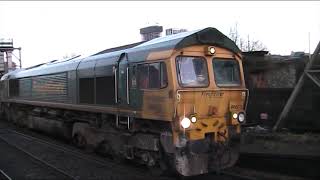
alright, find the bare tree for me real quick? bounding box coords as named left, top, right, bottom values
left=229, top=24, right=267, bottom=52
left=229, top=23, right=241, bottom=47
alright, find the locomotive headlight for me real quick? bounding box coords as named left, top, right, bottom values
left=232, top=113, right=238, bottom=119
left=209, top=47, right=215, bottom=54
left=181, top=117, right=191, bottom=129
left=237, top=112, right=245, bottom=123
left=206, top=46, right=216, bottom=55
left=191, top=116, right=197, bottom=123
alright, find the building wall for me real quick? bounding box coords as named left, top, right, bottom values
left=243, top=54, right=320, bottom=131
left=247, top=66, right=297, bottom=89
left=265, top=63, right=297, bottom=88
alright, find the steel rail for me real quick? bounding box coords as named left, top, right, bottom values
left=0, top=129, right=156, bottom=180
left=0, top=135, right=77, bottom=180
left=6, top=129, right=113, bottom=168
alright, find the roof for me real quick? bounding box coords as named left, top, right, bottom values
left=92, top=41, right=145, bottom=56
left=243, top=51, right=269, bottom=57
left=93, top=27, right=241, bottom=57
left=3, top=27, right=241, bottom=80
left=130, top=27, right=241, bottom=54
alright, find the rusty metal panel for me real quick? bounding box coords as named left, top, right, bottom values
left=31, top=73, right=68, bottom=102
left=17, top=73, right=68, bottom=103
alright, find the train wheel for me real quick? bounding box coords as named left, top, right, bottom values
left=72, top=133, right=87, bottom=149
left=148, top=160, right=169, bottom=177
left=16, top=110, right=28, bottom=128
left=149, top=147, right=172, bottom=177
left=96, top=140, right=113, bottom=157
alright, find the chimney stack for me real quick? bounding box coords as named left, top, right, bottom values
left=140, top=25, right=163, bottom=41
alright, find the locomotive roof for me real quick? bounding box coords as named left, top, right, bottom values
left=92, top=41, right=146, bottom=56
left=2, top=27, right=240, bottom=80
left=130, top=27, right=240, bottom=54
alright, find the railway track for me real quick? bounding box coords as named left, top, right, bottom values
left=0, top=133, right=77, bottom=180
left=0, top=127, right=254, bottom=180
left=0, top=135, right=74, bottom=180
left=5, top=129, right=120, bottom=170
left=0, top=129, right=157, bottom=180
left=1, top=121, right=313, bottom=180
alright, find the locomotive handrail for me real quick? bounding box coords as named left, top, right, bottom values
left=114, top=67, right=118, bottom=104
left=126, top=67, right=130, bottom=104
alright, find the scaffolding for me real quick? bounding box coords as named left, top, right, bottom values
left=0, top=38, right=22, bottom=75
left=273, top=40, right=320, bottom=131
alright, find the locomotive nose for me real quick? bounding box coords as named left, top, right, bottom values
left=175, top=90, right=246, bottom=142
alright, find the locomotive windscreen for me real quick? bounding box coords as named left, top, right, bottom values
left=212, top=59, right=241, bottom=86
left=176, top=56, right=209, bottom=87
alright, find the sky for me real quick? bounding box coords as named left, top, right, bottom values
left=0, top=1, right=320, bottom=68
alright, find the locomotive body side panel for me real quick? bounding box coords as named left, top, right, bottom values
left=94, top=57, right=117, bottom=106
left=77, top=58, right=96, bottom=104
left=134, top=60, right=174, bottom=121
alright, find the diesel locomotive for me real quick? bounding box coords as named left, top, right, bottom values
left=0, top=27, right=248, bottom=176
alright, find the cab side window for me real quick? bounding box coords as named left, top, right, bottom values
left=149, top=63, right=160, bottom=88
left=160, top=62, right=168, bottom=88
left=137, top=62, right=167, bottom=89
left=138, top=64, right=149, bottom=89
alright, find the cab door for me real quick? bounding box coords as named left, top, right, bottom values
left=116, top=53, right=129, bottom=107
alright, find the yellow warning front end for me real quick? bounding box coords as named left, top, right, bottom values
left=170, top=45, right=248, bottom=176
